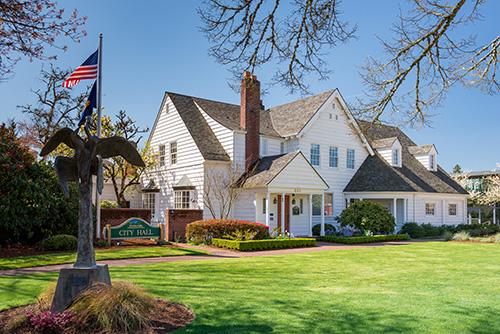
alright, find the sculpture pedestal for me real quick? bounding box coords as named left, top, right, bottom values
left=51, top=264, right=111, bottom=312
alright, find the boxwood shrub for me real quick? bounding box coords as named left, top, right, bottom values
left=212, top=238, right=316, bottom=251
left=186, top=219, right=270, bottom=244
left=40, top=234, right=78, bottom=251
left=317, top=234, right=410, bottom=244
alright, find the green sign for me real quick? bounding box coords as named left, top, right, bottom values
left=104, top=218, right=161, bottom=240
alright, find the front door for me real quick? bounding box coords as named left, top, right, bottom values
left=277, top=195, right=290, bottom=232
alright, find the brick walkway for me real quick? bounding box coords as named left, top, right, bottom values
left=0, top=240, right=431, bottom=277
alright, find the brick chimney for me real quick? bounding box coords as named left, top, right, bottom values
left=241, top=71, right=262, bottom=171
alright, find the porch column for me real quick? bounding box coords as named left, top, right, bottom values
left=441, top=199, right=445, bottom=224
left=478, top=207, right=482, bottom=224
left=321, top=193, right=325, bottom=236
left=308, top=194, right=313, bottom=237
left=393, top=198, right=397, bottom=221
left=494, top=202, right=497, bottom=224
left=281, top=192, right=285, bottom=234
left=265, top=193, right=270, bottom=227
left=404, top=198, right=408, bottom=223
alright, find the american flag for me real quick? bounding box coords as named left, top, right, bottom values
left=62, top=50, right=99, bottom=88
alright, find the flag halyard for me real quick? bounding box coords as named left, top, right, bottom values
left=62, top=50, right=99, bottom=88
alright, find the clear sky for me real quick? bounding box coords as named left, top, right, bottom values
left=0, top=1, right=498, bottom=173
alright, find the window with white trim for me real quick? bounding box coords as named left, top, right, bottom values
left=324, top=193, right=333, bottom=216
left=280, top=142, right=285, bottom=154
left=346, top=149, right=355, bottom=169
left=174, top=190, right=190, bottom=209
left=262, top=197, right=266, bottom=214
left=449, top=203, right=457, bottom=216
left=312, top=195, right=322, bottom=215
left=300, top=198, right=304, bottom=214
left=393, top=149, right=399, bottom=166
left=430, top=154, right=435, bottom=170
left=310, top=144, right=320, bottom=166
left=170, top=141, right=177, bottom=165
left=425, top=203, right=435, bottom=216
left=329, top=146, right=338, bottom=168
left=159, top=144, right=166, bottom=167
left=142, top=193, right=156, bottom=217
left=261, top=138, right=268, bottom=156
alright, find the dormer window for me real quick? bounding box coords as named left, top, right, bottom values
left=393, top=149, right=399, bottom=166
left=408, top=144, right=438, bottom=171
left=372, top=137, right=402, bottom=167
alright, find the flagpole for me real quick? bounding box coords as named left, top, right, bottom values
left=95, top=33, right=103, bottom=239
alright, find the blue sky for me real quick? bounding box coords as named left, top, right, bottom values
left=0, top=1, right=498, bottom=173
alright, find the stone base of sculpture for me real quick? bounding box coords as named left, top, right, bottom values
left=50, top=264, right=111, bottom=312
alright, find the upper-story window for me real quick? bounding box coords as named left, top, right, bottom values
left=261, top=138, right=268, bottom=156
left=280, top=142, right=285, bottom=154
left=310, top=144, right=320, bottom=166
left=329, top=146, right=338, bottom=168
left=346, top=149, right=355, bottom=169
left=159, top=144, right=166, bottom=167
left=170, top=141, right=177, bottom=165
left=393, top=149, right=399, bottom=166
left=430, top=154, right=435, bottom=170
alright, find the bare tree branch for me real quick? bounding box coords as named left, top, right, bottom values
left=356, top=0, right=499, bottom=129
left=198, top=0, right=357, bottom=94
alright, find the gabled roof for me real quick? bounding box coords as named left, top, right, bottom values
left=241, top=151, right=328, bottom=189
left=268, top=89, right=336, bottom=137
left=371, top=137, right=399, bottom=149
left=408, top=144, right=437, bottom=155
left=345, top=121, right=468, bottom=195
left=167, top=92, right=230, bottom=162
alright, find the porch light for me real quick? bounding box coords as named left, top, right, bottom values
left=292, top=198, right=296, bottom=205
left=273, top=197, right=277, bottom=204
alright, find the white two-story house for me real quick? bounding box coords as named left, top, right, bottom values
left=141, top=72, right=468, bottom=235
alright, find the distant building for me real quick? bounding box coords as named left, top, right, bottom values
left=461, top=170, right=500, bottom=224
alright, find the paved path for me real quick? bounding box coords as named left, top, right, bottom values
left=0, top=240, right=431, bottom=277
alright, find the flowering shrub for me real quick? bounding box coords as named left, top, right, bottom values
left=186, top=219, right=270, bottom=244
left=25, top=309, right=80, bottom=332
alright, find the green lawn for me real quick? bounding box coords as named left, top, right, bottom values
left=0, top=246, right=209, bottom=270
left=1, top=242, right=500, bottom=333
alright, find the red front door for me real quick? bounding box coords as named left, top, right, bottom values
left=277, top=195, right=290, bottom=232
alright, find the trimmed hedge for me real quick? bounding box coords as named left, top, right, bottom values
left=186, top=219, right=270, bottom=244
left=40, top=234, right=78, bottom=251
left=317, top=234, right=410, bottom=244
left=212, top=238, right=316, bottom=251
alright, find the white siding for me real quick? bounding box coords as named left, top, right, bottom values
left=232, top=190, right=256, bottom=222
left=268, top=154, right=328, bottom=190
left=233, top=132, right=246, bottom=167
left=93, top=182, right=141, bottom=208
left=298, top=92, right=370, bottom=218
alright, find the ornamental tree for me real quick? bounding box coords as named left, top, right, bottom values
left=337, top=200, right=395, bottom=234
left=0, top=0, right=87, bottom=79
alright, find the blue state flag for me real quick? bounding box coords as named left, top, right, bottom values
left=79, top=81, right=97, bottom=127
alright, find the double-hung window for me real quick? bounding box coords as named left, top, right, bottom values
left=346, top=149, right=355, bottom=169
left=425, top=203, right=435, bottom=216
left=449, top=204, right=457, bottom=216
left=393, top=149, right=399, bottom=166
left=329, top=146, right=338, bottom=168
left=312, top=193, right=334, bottom=216
left=261, top=139, right=268, bottom=156
left=310, top=144, right=320, bottom=166
left=159, top=144, right=166, bottom=167
left=170, top=141, right=177, bottom=165
left=174, top=190, right=190, bottom=209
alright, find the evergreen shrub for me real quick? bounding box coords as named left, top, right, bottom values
left=186, top=219, right=270, bottom=244
left=212, top=238, right=315, bottom=251
left=337, top=201, right=395, bottom=233
left=40, top=235, right=78, bottom=251
left=312, top=223, right=336, bottom=236
left=317, top=234, right=410, bottom=244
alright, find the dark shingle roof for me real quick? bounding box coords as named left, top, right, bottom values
left=242, top=152, right=300, bottom=188
left=192, top=96, right=281, bottom=137
left=269, top=89, right=336, bottom=136
left=345, top=121, right=468, bottom=195
left=167, top=92, right=230, bottom=162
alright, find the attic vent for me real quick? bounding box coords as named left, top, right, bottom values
left=332, top=103, right=336, bottom=109
left=165, top=102, right=170, bottom=114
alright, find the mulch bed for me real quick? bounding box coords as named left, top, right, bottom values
left=0, top=239, right=174, bottom=259
left=0, top=298, right=194, bottom=334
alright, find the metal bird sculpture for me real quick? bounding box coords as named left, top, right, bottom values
left=40, top=120, right=145, bottom=267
